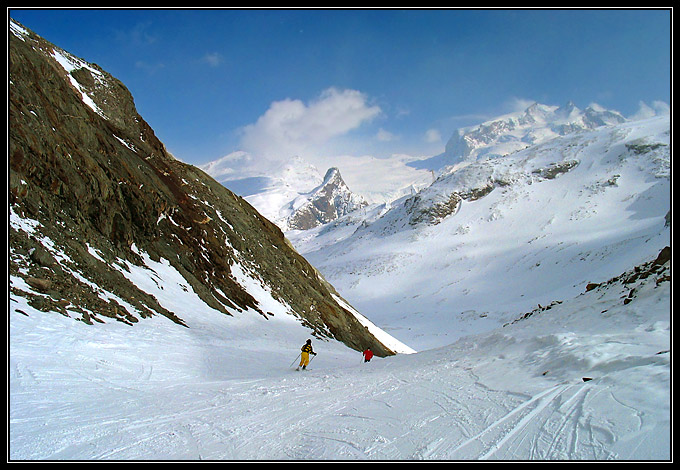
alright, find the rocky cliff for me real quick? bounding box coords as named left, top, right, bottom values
left=9, top=19, right=399, bottom=356
left=287, top=167, right=368, bottom=230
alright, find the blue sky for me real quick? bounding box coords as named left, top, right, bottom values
left=10, top=8, right=671, bottom=168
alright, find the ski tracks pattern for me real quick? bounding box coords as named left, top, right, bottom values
left=9, top=354, right=652, bottom=460
left=417, top=379, right=615, bottom=460
left=197, top=366, right=619, bottom=460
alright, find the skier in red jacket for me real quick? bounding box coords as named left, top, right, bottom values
left=363, top=348, right=374, bottom=363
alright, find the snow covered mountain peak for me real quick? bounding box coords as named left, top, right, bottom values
left=286, top=166, right=368, bottom=231
left=322, top=166, right=342, bottom=185
left=440, top=101, right=627, bottom=168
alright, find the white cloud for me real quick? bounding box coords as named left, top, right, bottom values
left=504, top=97, right=536, bottom=113
left=135, top=60, right=165, bottom=74
left=201, top=52, right=223, bottom=67
left=114, top=21, right=158, bottom=46
left=424, top=128, right=441, bottom=143
left=327, top=153, right=433, bottom=203
left=238, top=88, right=381, bottom=162
left=629, top=100, right=670, bottom=121
left=200, top=151, right=251, bottom=180
left=376, top=128, right=398, bottom=142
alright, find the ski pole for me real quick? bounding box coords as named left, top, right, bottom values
left=290, top=353, right=301, bottom=368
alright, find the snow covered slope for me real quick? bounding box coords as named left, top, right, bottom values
left=291, top=115, right=670, bottom=351
left=9, top=247, right=670, bottom=460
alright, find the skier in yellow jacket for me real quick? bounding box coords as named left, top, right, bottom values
left=297, top=339, right=317, bottom=370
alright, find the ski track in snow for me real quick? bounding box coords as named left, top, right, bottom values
left=9, top=295, right=670, bottom=461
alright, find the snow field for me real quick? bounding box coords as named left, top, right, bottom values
left=9, top=247, right=670, bottom=460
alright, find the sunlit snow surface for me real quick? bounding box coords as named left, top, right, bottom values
left=9, top=255, right=670, bottom=459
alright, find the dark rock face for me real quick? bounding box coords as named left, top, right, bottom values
left=9, top=20, right=395, bottom=356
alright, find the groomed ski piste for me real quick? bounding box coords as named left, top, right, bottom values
left=9, top=239, right=671, bottom=460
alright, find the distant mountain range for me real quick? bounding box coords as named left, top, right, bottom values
left=202, top=99, right=660, bottom=235
left=410, top=101, right=627, bottom=171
